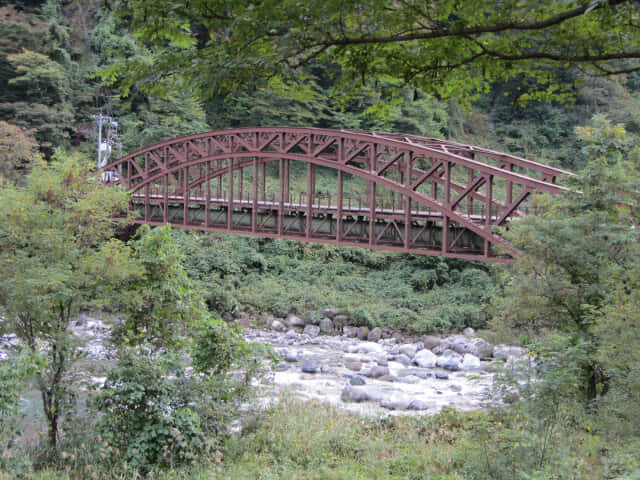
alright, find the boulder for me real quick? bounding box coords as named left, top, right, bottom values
left=342, top=325, right=359, bottom=338
left=319, top=317, right=334, bottom=334
left=435, top=371, right=449, bottom=380
left=493, top=345, right=526, bottom=360
left=284, top=350, right=299, bottom=363
left=393, top=354, right=412, bottom=366
left=344, top=360, right=362, bottom=372
left=285, top=329, right=298, bottom=339
left=367, top=327, right=382, bottom=342
left=271, top=320, right=286, bottom=332
left=414, top=349, right=437, bottom=368
left=303, top=324, right=321, bottom=337
left=302, top=357, right=320, bottom=373
left=356, top=342, right=385, bottom=355
left=463, top=327, right=475, bottom=337
left=287, top=314, right=306, bottom=327
left=408, top=399, right=430, bottom=411
left=275, top=362, right=289, bottom=371
left=396, top=375, right=420, bottom=384
left=381, top=394, right=411, bottom=410
left=333, top=315, right=350, bottom=329
left=350, top=375, right=366, bottom=386
left=364, top=365, right=390, bottom=378
left=398, top=344, right=418, bottom=359
left=421, top=335, right=442, bottom=350
left=438, top=358, right=461, bottom=371
left=357, top=326, right=370, bottom=340
left=461, top=353, right=481, bottom=369
left=341, top=386, right=369, bottom=403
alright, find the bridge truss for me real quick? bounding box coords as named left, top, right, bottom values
left=101, top=127, right=572, bottom=262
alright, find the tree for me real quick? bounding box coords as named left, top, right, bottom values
left=492, top=115, right=640, bottom=401
left=0, top=120, right=38, bottom=183
left=0, top=153, right=135, bottom=450
left=106, top=0, right=640, bottom=105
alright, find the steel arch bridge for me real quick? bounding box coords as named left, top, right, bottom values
left=101, top=127, right=572, bottom=262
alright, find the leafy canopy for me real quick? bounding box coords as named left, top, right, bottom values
left=108, top=0, right=640, bottom=105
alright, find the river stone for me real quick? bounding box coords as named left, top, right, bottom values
left=461, top=353, right=481, bottom=369
left=285, top=329, right=298, bottom=339
left=342, top=325, right=358, bottom=338
left=275, top=362, right=289, bottom=371
left=493, top=345, right=526, bottom=360
left=378, top=374, right=397, bottom=383
left=422, top=335, right=441, bottom=350
left=319, top=317, right=334, bottom=334
left=341, top=386, right=369, bottom=403
left=408, top=399, right=430, bottom=411
left=398, top=344, right=418, bottom=359
left=381, top=394, right=411, bottom=410
left=367, top=327, right=382, bottom=342
left=302, top=357, right=320, bottom=373
left=393, top=354, right=412, bottom=366
left=365, top=365, right=390, bottom=378
left=303, top=324, right=321, bottom=337
left=396, top=375, right=419, bottom=384
left=284, top=350, right=299, bottom=362
left=333, top=315, right=349, bottom=329
left=345, top=360, right=362, bottom=372
left=397, top=368, right=431, bottom=379
left=287, top=314, right=305, bottom=327
left=357, top=326, right=370, bottom=340
left=414, top=349, right=437, bottom=368
left=450, top=384, right=462, bottom=392
left=435, top=371, right=449, bottom=380
left=357, top=342, right=384, bottom=355
left=350, top=375, right=366, bottom=386
left=439, top=358, right=461, bottom=371
left=463, top=327, right=475, bottom=337
left=271, top=320, right=286, bottom=332
left=376, top=357, right=388, bottom=367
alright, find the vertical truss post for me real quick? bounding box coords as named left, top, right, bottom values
left=506, top=163, right=513, bottom=205
left=227, top=160, right=233, bottom=230
left=306, top=162, right=314, bottom=238
left=205, top=161, right=210, bottom=228
left=284, top=159, right=290, bottom=204
left=217, top=159, right=222, bottom=199
left=252, top=157, right=258, bottom=232
left=337, top=169, right=343, bottom=241
left=260, top=162, right=266, bottom=202
left=183, top=166, right=189, bottom=225
left=278, top=158, right=284, bottom=234
left=484, top=174, right=493, bottom=258
left=442, top=161, right=451, bottom=254
left=467, top=168, right=474, bottom=216
left=404, top=153, right=411, bottom=249
left=239, top=165, right=244, bottom=202
left=163, top=173, right=168, bottom=223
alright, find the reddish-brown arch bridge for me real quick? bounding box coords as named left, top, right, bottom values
left=101, top=127, right=572, bottom=262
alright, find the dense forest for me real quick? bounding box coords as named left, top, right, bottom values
left=0, top=0, right=639, bottom=479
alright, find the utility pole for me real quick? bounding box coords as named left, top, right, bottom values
left=92, top=114, right=122, bottom=182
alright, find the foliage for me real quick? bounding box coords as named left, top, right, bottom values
left=0, top=153, right=133, bottom=449
left=110, top=0, right=640, bottom=106
left=0, top=120, right=38, bottom=183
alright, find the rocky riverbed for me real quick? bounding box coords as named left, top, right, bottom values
left=246, top=312, right=528, bottom=416
left=1, top=312, right=528, bottom=417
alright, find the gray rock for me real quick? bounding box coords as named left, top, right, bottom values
left=342, top=325, right=358, bottom=338
left=341, top=386, right=369, bottom=403
left=303, top=324, right=321, bottom=337
left=461, top=353, right=481, bottom=369
left=357, top=326, right=370, bottom=340
left=319, top=317, right=334, bottom=334
left=378, top=374, right=397, bottom=383
left=422, top=335, right=441, bottom=350
left=414, top=349, right=437, bottom=368
left=350, top=375, right=366, bottom=386
left=398, top=344, right=418, bottom=359
left=365, top=365, right=390, bottom=378
left=397, top=368, right=431, bottom=379
left=381, top=394, right=411, bottom=410
left=285, top=329, right=298, bottom=338
left=271, top=320, right=286, bottom=332
left=367, top=327, right=382, bottom=342
left=287, top=314, right=306, bottom=327
left=376, top=357, right=388, bottom=367
left=435, top=371, right=449, bottom=380
left=393, top=354, right=412, bottom=366
left=432, top=341, right=452, bottom=355
left=321, top=308, right=338, bottom=319
left=275, top=362, right=289, bottom=371
left=450, top=384, right=462, bottom=392
left=381, top=327, right=394, bottom=339
left=408, top=399, right=430, bottom=410
left=493, top=345, right=526, bottom=360
left=302, top=357, right=320, bottom=373
left=440, top=359, right=461, bottom=371
left=320, top=365, right=331, bottom=373
left=356, top=342, right=384, bottom=355
left=463, top=327, right=475, bottom=337
left=333, top=315, right=349, bottom=329
left=396, top=375, right=420, bottom=384
left=284, top=350, right=299, bottom=362
left=344, top=360, right=362, bottom=372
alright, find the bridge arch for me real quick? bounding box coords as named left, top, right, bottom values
left=102, top=127, right=571, bottom=262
